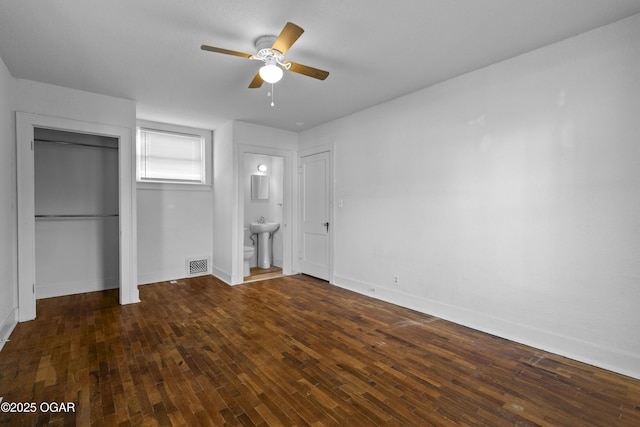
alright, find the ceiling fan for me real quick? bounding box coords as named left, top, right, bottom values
left=201, top=22, right=329, bottom=89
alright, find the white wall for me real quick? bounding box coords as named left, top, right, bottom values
left=300, top=14, right=640, bottom=379
left=233, top=121, right=298, bottom=152
left=137, top=189, right=213, bottom=284
left=0, top=55, right=17, bottom=349
left=13, top=79, right=136, bottom=128
left=136, top=121, right=213, bottom=284
left=211, top=121, right=237, bottom=283
left=269, top=156, right=285, bottom=267
left=211, top=121, right=297, bottom=285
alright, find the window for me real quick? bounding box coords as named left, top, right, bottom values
left=136, top=122, right=211, bottom=186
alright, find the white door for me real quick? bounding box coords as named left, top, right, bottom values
left=300, top=151, right=330, bottom=280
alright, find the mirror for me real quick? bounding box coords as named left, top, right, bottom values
left=251, top=175, right=269, bottom=200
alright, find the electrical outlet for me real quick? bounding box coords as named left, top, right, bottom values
left=394, top=275, right=399, bottom=285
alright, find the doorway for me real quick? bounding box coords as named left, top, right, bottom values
left=17, top=112, right=138, bottom=321
left=243, top=153, right=285, bottom=282
left=235, top=144, right=294, bottom=285
left=34, top=128, right=120, bottom=299
left=299, top=150, right=331, bottom=281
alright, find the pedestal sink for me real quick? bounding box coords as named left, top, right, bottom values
left=250, top=222, right=280, bottom=268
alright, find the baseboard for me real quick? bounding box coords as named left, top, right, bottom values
left=139, top=266, right=235, bottom=286
left=332, top=274, right=640, bottom=380
left=0, top=307, right=18, bottom=352
left=210, top=265, right=232, bottom=285
left=138, top=269, right=197, bottom=285
left=36, top=278, right=119, bottom=299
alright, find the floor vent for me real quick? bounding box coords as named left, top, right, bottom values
left=187, top=258, right=209, bottom=276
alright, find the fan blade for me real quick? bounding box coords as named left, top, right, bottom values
left=271, top=22, right=304, bottom=54
left=288, top=62, right=330, bottom=80
left=249, top=72, right=264, bottom=88
left=200, top=45, right=253, bottom=58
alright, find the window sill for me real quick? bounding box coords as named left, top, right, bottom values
left=136, top=181, right=212, bottom=192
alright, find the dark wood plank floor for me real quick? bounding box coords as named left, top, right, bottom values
left=1, top=274, right=639, bottom=426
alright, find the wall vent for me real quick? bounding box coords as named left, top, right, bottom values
left=186, top=257, right=209, bottom=276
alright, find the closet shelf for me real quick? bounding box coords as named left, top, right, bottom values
left=34, top=138, right=118, bottom=150
left=35, top=214, right=119, bottom=219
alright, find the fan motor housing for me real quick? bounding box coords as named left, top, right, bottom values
left=255, top=35, right=276, bottom=50
left=251, top=34, right=288, bottom=70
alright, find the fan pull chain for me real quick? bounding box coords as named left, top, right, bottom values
left=269, top=83, right=275, bottom=107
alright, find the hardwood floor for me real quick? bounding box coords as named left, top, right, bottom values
left=1, top=274, right=639, bottom=426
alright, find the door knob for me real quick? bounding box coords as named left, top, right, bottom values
left=323, top=222, right=329, bottom=232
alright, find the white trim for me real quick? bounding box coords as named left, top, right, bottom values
left=137, top=182, right=212, bottom=192
left=298, top=143, right=334, bottom=158
left=0, top=308, right=18, bottom=352
left=35, top=278, right=119, bottom=300
left=17, top=112, right=138, bottom=321
left=211, top=267, right=233, bottom=285
left=138, top=271, right=209, bottom=286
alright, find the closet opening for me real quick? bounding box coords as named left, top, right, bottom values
left=33, top=128, right=120, bottom=299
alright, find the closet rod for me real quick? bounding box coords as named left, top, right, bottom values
left=35, top=214, right=119, bottom=219
left=34, top=138, right=118, bottom=150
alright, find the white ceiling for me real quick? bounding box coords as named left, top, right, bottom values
left=1, top=1, right=640, bottom=132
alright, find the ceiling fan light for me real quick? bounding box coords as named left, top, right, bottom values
left=259, top=64, right=283, bottom=84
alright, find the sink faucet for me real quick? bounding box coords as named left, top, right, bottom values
left=258, top=216, right=266, bottom=224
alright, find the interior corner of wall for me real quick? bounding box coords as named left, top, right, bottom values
left=0, top=307, right=18, bottom=352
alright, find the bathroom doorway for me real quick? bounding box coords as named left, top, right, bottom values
left=243, top=153, right=285, bottom=282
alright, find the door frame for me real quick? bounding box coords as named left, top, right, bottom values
left=298, top=144, right=334, bottom=282
left=16, top=112, right=138, bottom=321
